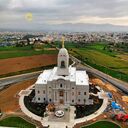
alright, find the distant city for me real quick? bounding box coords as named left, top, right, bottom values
left=0, top=31, right=128, bottom=49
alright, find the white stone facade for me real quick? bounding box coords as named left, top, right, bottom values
left=34, top=46, right=92, bottom=106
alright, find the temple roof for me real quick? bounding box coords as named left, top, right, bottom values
left=35, top=66, right=89, bottom=86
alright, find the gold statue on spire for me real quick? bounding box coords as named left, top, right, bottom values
left=62, top=36, right=65, bottom=48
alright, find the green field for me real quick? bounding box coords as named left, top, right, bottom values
left=82, top=121, right=120, bottom=128
left=0, top=45, right=57, bottom=59
left=69, top=43, right=128, bottom=82
left=0, top=116, right=36, bottom=128
left=54, top=41, right=128, bottom=82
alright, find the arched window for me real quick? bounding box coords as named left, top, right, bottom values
left=60, top=84, right=62, bottom=88
left=60, top=61, right=65, bottom=68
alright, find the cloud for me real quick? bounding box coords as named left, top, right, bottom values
left=0, top=0, right=128, bottom=30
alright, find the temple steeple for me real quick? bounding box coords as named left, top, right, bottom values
left=57, top=37, right=69, bottom=76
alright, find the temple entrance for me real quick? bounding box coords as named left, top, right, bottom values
left=59, top=90, right=64, bottom=97
left=60, top=99, right=64, bottom=104
left=59, top=90, right=64, bottom=104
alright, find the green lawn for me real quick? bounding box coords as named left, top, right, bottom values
left=0, top=116, right=36, bottom=128
left=82, top=121, right=120, bottom=128
left=0, top=46, right=57, bottom=59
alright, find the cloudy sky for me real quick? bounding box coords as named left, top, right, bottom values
left=0, top=0, right=128, bottom=30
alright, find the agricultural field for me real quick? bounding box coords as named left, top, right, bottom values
left=82, top=121, right=120, bottom=128
left=0, top=44, right=57, bottom=77
left=54, top=41, right=128, bottom=82
left=0, top=44, right=57, bottom=59
left=0, top=54, right=57, bottom=76
left=0, top=116, right=36, bottom=128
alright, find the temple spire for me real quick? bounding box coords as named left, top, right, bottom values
left=62, top=36, right=65, bottom=48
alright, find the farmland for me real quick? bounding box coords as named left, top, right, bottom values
left=0, top=45, right=57, bottom=59
left=54, top=41, right=128, bottom=82
left=0, top=44, right=57, bottom=77
left=0, top=54, right=57, bottom=76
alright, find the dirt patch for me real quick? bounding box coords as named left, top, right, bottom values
left=90, top=78, right=117, bottom=92
left=90, top=78, right=105, bottom=86
left=0, top=79, right=36, bottom=113
left=105, top=83, right=117, bottom=92
left=122, top=96, right=128, bottom=103
left=0, top=54, right=57, bottom=75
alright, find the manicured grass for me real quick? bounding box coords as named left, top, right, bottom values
left=0, top=46, right=57, bottom=59
left=81, top=121, right=121, bottom=128
left=0, top=116, right=36, bottom=128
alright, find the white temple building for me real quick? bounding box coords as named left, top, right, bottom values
left=35, top=40, right=92, bottom=106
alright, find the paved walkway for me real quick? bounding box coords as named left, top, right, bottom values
left=19, top=94, right=42, bottom=122
left=19, top=86, right=109, bottom=128
left=42, top=106, right=76, bottom=128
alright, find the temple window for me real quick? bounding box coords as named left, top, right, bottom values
left=78, top=92, right=81, bottom=95
left=60, top=61, right=65, bottom=68
left=60, top=84, right=63, bottom=88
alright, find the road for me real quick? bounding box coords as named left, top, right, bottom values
left=0, top=71, right=42, bottom=89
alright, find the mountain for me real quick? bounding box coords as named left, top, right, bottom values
left=0, top=23, right=128, bottom=32
left=46, top=23, right=128, bottom=32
